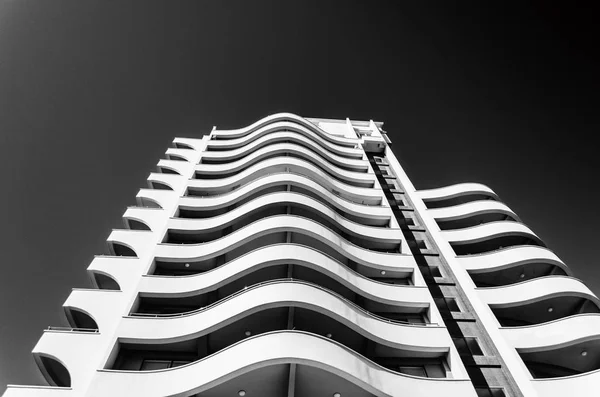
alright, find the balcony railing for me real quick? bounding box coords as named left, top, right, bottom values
left=187, top=171, right=383, bottom=207
left=46, top=326, right=99, bottom=333
left=130, top=278, right=438, bottom=327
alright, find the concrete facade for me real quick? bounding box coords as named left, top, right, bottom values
left=4, top=113, right=600, bottom=397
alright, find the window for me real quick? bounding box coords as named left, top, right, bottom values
left=429, top=267, right=442, bottom=277
left=140, top=359, right=191, bottom=370
left=171, top=360, right=191, bottom=368
left=375, top=312, right=425, bottom=325
left=475, top=388, right=506, bottom=397
left=399, top=366, right=427, bottom=377
left=435, top=297, right=461, bottom=312
left=445, top=298, right=461, bottom=312
left=415, top=239, right=427, bottom=250
left=141, top=360, right=170, bottom=370
left=398, top=364, right=445, bottom=378
left=453, top=337, right=484, bottom=356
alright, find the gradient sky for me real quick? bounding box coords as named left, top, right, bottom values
left=1, top=1, right=598, bottom=389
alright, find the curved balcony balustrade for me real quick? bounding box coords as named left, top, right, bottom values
left=198, top=145, right=368, bottom=182
left=521, top=338, right=600, bottom=379
left=106, top=241, right=138, bottom=258
left=187, top=169, right=382, bottom=205
left=443, top=221, right=544, bottom=256
left=180, top=172, right=387, bottom=224
left=35, top=354, right=71, bottom=388
left=478, top=276, right=600, bottom=327
left=156, top=159, right=187, bottom=176
left=166, top=194, right=401, bottom=250
left=2, top=385, right=73, bottom=396
left=428, top=200, right=518, bottom=231
left=499, top=314, right=600, bottom=388
left=63, top=307, right=99, bottom=331
left=135, top=264, right=429, bottom=323
left=202, top=132, right=368, bottom=172
left=417, top=183, right=499, bottom=209
left=151, top=241, right=414, bottom=285
left=164, top=214, right=402, bottom=259
left=127, top=279, right=435, bottom=332
left=195, top=155, right=374, bottom=191
left=113, top=283, right=449, bottom=376
left=469, top=262, right=567, bottom=288
left=171, top=142, right=194, bottom=151
left=194, top=155, right=375, bottom=191
left=145, top=242, right=415, bottom=293
left=89, top=271, right=121, bottom=291
left=91, top=332, right=474, bottom=397
left=135, top=188, right=179, bottom=210
left=165, top=147, right=195, bottom=162
left=458, top=245, right=571, bottom=287
left=210, top=113, right=359, bottom=149
left=155, top=217, right=414, bottom=270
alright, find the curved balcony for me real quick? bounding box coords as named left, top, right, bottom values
left=532, top=369, right=600, bottom=397
left=202, top=131, right=368, bottom=171
left=501, top=313, right=600, bottom=351
left=2, top=385, right=72, bottom=396
left=165, top=147, right=194, bottom=162
left=146, top=172, right=183, bottom=191
left=442, top=221, right=544, bottom=256
left=62, top=289, right=123, bottom=332
left=458, top=245, right=570, bottom=287
left=155, top=216, right=413, bottom=267
left=122, top=281, right=440, bottom=348
left=180, top=172, right=387, bottom=224
left=194, top=155, right=375, bottom=190
left=35, top=354, right=71, bottom=388
left=428, top=200, right=519, bottom=230
left=136, top=267, right=428, bottom=323
left=143, top=243, right=417, bottom=297
left=210, top=113, right=358, bottom=149
left=31, top=329, right=104, bottom=391
left=198, top=144, right=368, bottom=181
left=521, top=337, right=600, bottom=380
left=172, top=137, right=202, bottom=151
left=478, top=276, right=600, bottom=327
left=417, top=183, right=498, bottom=209
left=135, top=188, right=178, bottom=210
left=167, top=194, right=401, bottom=250
left=156, top=159, right=187, bottom=176
left=152, top=238, right=414, bottom=281
left=122, top=207, right=168, bottom=233
left=502, top=315, right=600, bottom=382
left=187, top=167, right=380, bottom=205
left=90, top=331, right=473, bottom=397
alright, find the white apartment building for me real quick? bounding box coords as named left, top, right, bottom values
left=3, top=113, right=600, bottom=397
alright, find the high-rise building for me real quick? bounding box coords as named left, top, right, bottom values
left=4, top=113, right=599, bottom=397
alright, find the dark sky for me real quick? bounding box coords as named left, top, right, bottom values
left=1, top=1, right=598, bottom=389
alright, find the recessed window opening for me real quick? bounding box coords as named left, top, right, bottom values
left=435, top=297, right=460, bottom=312
left=453, top=337, right=484, bottom=356
left=475, top=388, right=506, bottom=397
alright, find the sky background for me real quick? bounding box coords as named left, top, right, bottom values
left=0, top=0, right=599, bottom=389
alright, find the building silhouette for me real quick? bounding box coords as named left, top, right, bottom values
left=4, top=113, right=600, bottom=397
